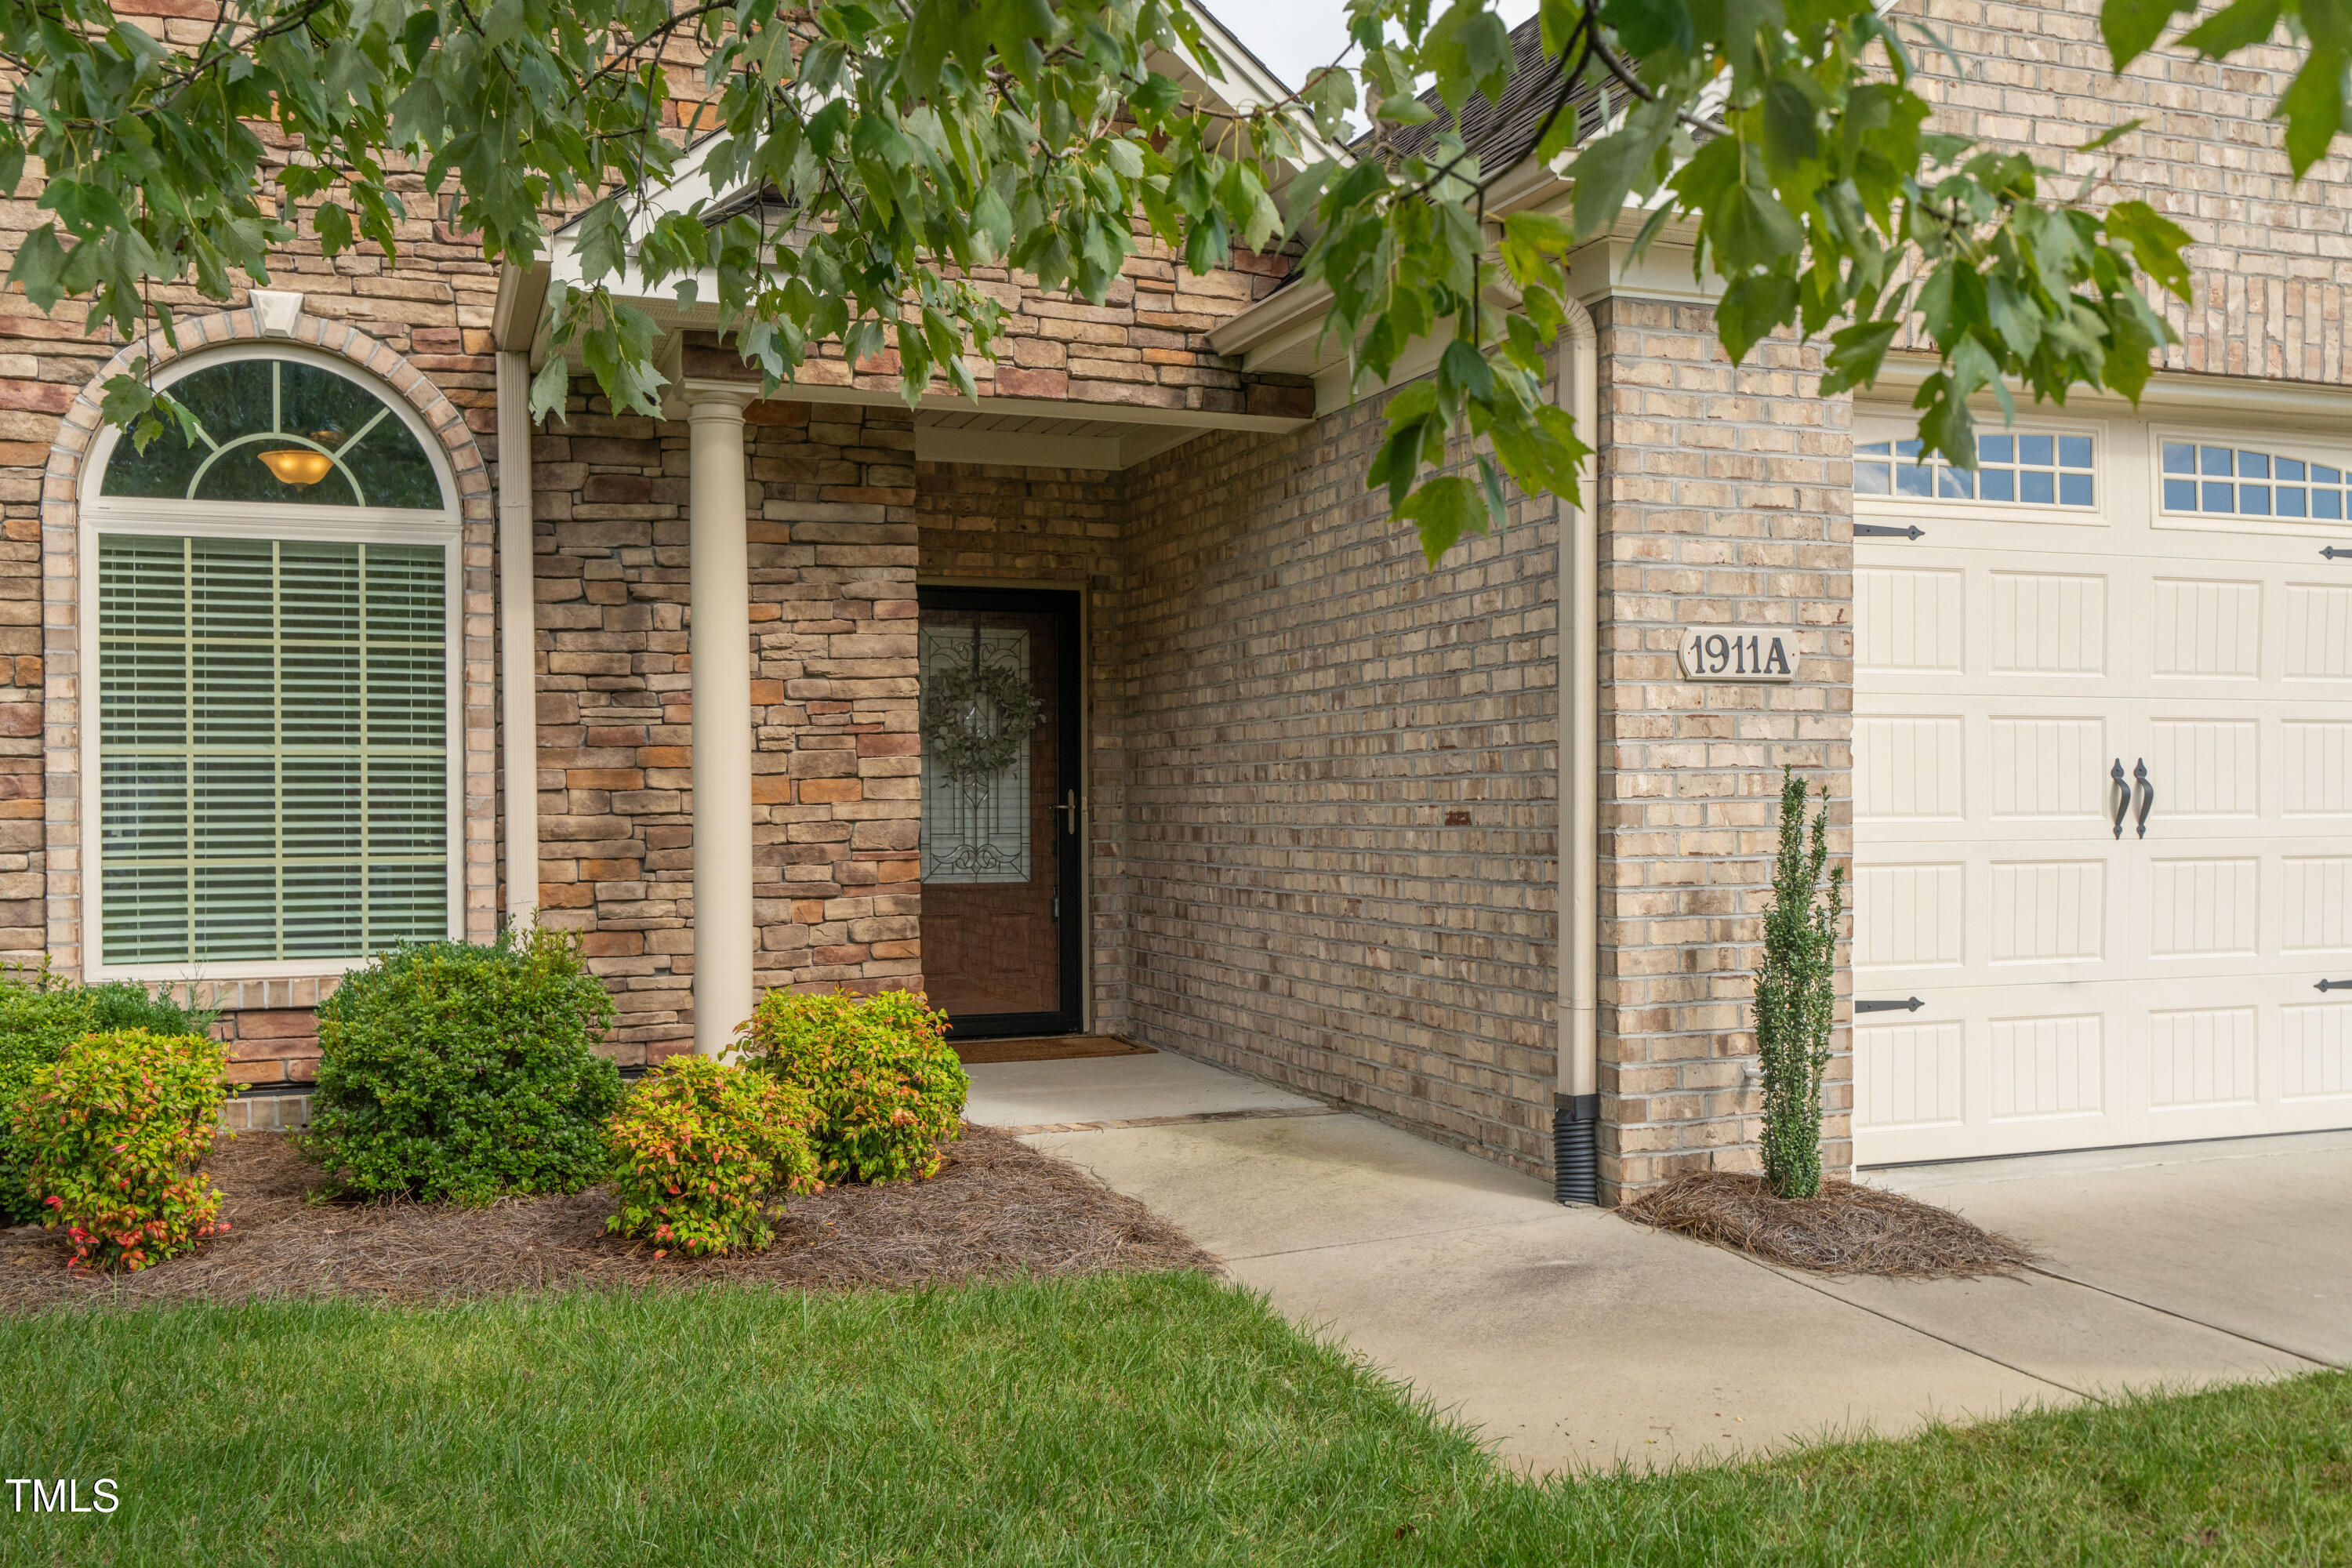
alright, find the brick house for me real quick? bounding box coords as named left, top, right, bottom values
left=6, top=0, right=2349, bottom=1203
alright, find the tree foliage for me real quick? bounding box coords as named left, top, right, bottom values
left=0, top=0, right=2326, bottom=561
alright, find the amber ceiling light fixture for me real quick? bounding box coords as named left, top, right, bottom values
left=256, top=448, right=332, bottom=485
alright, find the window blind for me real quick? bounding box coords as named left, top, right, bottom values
left=98, top=534, right=449, bottom=966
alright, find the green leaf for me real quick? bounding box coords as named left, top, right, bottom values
left=1710, top=178, right=1804, bottom=270
left=2104, top=198, right=2194, bottom=300
left=5, top=226, right=66, bottom=311
left=1397, top=474, right=1489, bottom=566
left=1985, top=275, right=2043, bottom=359
left=1716, top=273, right=1798, bottom=365
left=575, top=200, right=633, bottom=285
left=1440, top=338, right=1494, bottom=403
left=2100, top=0, right=2196, bottom=68
left=528, top=356, right=572, bottom=424
left=1760, top=81, right=1820, bottom=173
left=1568, top=107, right=1675, bottom=237
left=2277, top=48, right=2350, bottom=176
left=1819, top=319, right=1901, bottom=397
left=2074, top=118, right=2146, bottom=153
left=2177, top=0, right=2285, bottom=58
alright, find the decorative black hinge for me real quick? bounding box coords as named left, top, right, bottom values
left=1855, top=523, right=1926, bottom=541
left=2324, top=546, right=2352, bottom=561
left=2318, top=978, right=2352, bottom=993
left=1855, top=997, right=1925, bottom=1014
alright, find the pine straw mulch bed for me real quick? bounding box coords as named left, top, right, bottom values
left=1619, top=1171, right=2038, bottom=1279
left=0, top=1123, right=1214, bottom=1316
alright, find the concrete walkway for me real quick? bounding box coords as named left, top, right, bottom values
left=966, top=1053, right=2346, bottom=1476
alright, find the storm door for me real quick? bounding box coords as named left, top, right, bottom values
left=916, top=587, right=1082, bottom=1038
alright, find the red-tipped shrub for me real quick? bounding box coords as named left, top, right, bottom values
left=13, top=1027, right=230, bottom=1272
left=733, top=989, right=965, bottom=1185
left=605, top=1054, right=820, bottom=1258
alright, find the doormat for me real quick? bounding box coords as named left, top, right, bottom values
left=954, top=1034, right=1156, bottom=1065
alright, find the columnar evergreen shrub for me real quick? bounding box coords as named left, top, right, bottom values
left=0, top=966, right=217, bottom=1225
left=302, top=927, right=622, bottom=1205
left=1756, top=768, right=1846, bottom=1200
left=606, top=1054, right=820, bottom=1258
left=734, top=989, right=966, bottom=1184
left=13, top=1027, right=230, bottom=1271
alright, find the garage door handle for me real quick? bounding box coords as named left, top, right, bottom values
left=2133, top=758, right=2154, bottom=839
left=1856, top=997, right=1924, bottom=1014
left=2110, top=758, right=2129, bottom=839
left=2320, top=978, right=2352, bottom=993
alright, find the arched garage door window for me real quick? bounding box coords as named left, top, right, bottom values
left=82, top=349, right=459, bottom=976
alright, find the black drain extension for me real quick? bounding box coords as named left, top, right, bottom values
left=1553, top=1092, right=1599, bottom=1206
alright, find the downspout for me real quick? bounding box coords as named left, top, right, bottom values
left=495, top=351, right=541, bottom=928
left=1554, top=300, right=1602, bottom=1205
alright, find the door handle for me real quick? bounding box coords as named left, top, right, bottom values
left=2132, top=758, right=2154, bottom=839
left=1055, top=789, right=1080, bottom=836
left=2110, top=758, right=2129, bottom=840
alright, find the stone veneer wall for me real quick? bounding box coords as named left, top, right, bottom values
left=528, top=389, right=924, bottom=1064
left=913, top=459, right=1131, bottom=1032
left=1592, top=299, right=1853, bottom=1200
left=1109, top=406, right=1564, bottom=1176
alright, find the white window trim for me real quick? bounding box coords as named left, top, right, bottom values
left=1854, top=415, right=2112, bottom=528
left=78, top=343, right=465, bottom=983
left=2148, top=424, right=2352, bottom=543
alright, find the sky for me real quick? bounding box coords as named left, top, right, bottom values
left=1214, top=0, right=1541, bottom=96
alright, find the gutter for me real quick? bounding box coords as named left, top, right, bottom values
left=1554, top=301, right=1602, bottom=1206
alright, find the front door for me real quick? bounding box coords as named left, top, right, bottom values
left=916, top=586, right=1083, bottom=1039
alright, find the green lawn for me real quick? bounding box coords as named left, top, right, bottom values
left=0, top=1273, right=2343, bottom=1566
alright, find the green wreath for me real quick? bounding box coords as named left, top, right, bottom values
left=922, top=661, right=1043, bottom=783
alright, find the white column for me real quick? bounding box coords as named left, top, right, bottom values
left=688, top=389, right=757, bottom=1054
left=494, top=351, right=540, bottom=928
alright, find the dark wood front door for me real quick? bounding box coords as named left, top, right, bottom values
left=916, top=586, right=1083, bottom=1039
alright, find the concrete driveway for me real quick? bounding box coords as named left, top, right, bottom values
left=968, top=1054, right=2346, bottom=1476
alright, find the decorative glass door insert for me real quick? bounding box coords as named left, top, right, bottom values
left=920, top=624, right=1034, bottom=884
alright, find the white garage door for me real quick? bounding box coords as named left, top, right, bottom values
left=1852, top=412, right=2352, bottom=1164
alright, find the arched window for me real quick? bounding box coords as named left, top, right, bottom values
left=82, top=348, right=459, bottom=976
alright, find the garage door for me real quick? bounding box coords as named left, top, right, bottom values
left=1852, top=413, right=2352, bottom=1164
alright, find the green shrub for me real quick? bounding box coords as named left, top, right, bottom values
left=734, top=989, right=966, bottom=1184
left=301, top=927, right=622, bottom=1205
left=1756, top=768, right=1846, bottom=1200
left=13, top=1027, right=230, bottom=1271
left=606, top=1054, right=820, bottom=1258
left=0, top=964, right=218, bottom=1226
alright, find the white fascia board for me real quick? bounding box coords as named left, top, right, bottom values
left=1864, top=353, right=2352, bottom=427
left=1163, top=5, right=1351, bottom=175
